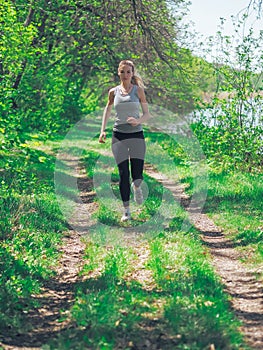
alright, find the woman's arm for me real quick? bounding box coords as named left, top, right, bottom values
left=99, top=89, right=114, bottom=143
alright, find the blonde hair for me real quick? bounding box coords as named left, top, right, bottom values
left=118, top=60, right=145, bottom=88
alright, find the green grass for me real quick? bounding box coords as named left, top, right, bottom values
left=47, top=230, right=246, bottom=350
left=146, top=130, right=263, bottom=268
left=148, top=232, right=243, bottom=349
left=45, top=147, right=249, bottom=350
left=0, top=140, right=67, bottom=332
left=201, top=170, right=263, bottom=265
left=1, top=122, right=259, bottom=348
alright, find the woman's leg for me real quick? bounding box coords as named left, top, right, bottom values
left=130, top=158, right=144, bottom=186
left=129, top=135, right=146, bottom=205
left=112, top=133, right=130, bottom=208
left=129, top=135, right=146, bottom=185
left=117, top=159, right=130, bottom=207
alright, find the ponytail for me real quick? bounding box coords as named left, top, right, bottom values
left=118, top=60, right=145, bottom=88
left=131, top=75, right=145, bottom=88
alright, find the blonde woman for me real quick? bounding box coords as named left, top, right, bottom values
left=99, top=60, right=150, bottom=221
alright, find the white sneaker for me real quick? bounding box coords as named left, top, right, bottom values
left=121, top=209, right=131, bottom=222
left=132, top=183, right=143, bottom=205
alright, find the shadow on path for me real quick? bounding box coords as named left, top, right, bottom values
left=145, top=164, right=263, bottom=350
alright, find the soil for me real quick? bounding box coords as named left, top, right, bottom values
left=146, top=166, right=263, bottom=350
left=0, top=157, right=262, bottom=350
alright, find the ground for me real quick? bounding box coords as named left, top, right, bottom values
left=0, top=155, right=262, bottom=350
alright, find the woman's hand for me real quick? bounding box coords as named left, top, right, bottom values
left=127, top=117, right=140, bottom=126
left=99, top=131, right=106, bottom=143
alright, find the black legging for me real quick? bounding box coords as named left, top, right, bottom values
left=112, top=131, right=146, bottom=207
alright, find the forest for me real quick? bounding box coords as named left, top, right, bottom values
left=0, top=0, right=262, bottom=349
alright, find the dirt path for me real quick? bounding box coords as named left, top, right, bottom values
left=146, top=166, right=263, bottom=350
left=0, top=229, right=85, bottom=350
left=0, top=156, right=89, bottom=350
left=1, top=158, right=262, bottom=350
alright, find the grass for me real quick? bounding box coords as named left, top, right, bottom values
left=198, top=170, right=262, bottom=266
left=146, top=130, right=263, bottom=269
left=46, top=229, right=246, bottom=350
left=0, top=140, right=67, bottom=332
left=44, top=145, right=249, bottom=350
left=149, top=232, right=244, bottom=349
left=1, top=118, right=260, bottom=348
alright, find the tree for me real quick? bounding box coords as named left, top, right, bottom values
left=0, top=0, right=202, bottom=142
left=191, top=2, right=263, bottom=170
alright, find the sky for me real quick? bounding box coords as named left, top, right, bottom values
left=184, top=0, right=262, bottom=62
left=186, top=0, right=262, bottom=37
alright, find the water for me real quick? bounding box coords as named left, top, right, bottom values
left=187, top=99, right=263, bottom=128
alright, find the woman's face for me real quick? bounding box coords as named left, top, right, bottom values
left=118, top=64, right=133, bottom=83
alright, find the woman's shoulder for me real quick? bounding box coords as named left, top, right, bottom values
left=108, top=85, right=118, bottom=95
left=107, top=86, right=118, bottom=104
left=109, top=85, right=120, bottom=96
left=136, top=85, right=146, bottom=100
left=108, top=86, right=115, bottom=93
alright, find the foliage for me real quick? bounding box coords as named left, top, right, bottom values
left=0, top=1, right=38, bottom=147
left=0, top=0, right=202, bottom=148
left=190, top=8, right=263, bottom=171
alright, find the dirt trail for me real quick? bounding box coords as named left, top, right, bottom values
left=146, top=166, right=263, bottom=350
left=1, top=158, right=262, bottom=350
left=0, top=156, right=88, bottom=350
left=0, top=229, right=85, bottom=350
